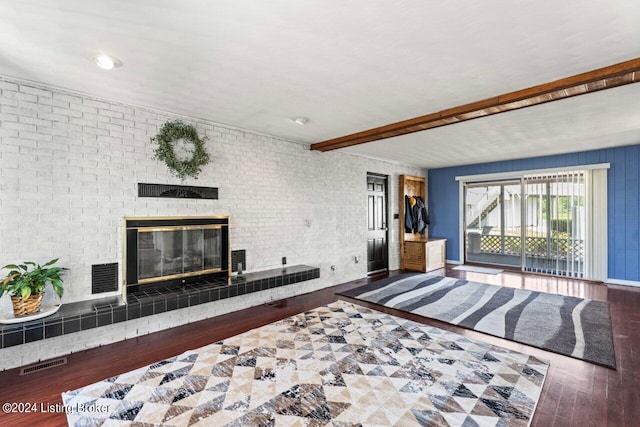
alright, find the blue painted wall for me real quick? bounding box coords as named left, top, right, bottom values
left=427, top=144, right=640, bottom=281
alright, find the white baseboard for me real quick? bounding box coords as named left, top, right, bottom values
left=606, top=278, right=640, bottom=288
left=446, top=259, right=463, bottom=265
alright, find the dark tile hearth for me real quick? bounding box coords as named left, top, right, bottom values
left=0, top=265, right=319, bottom=349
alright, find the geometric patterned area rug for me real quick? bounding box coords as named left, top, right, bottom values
left=62, top=301, right=549, bottom=426
left=339, top=273, right=616, bottom=369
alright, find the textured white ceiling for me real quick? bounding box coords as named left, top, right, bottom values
left=0, top=0, right=639, bottom=168
left=340, top=84, right=640, bottom=168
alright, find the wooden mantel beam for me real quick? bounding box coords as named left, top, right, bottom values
left=310, top=57, right=640, bottom=152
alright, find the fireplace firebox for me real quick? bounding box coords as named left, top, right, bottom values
left=123, top=216, right=229, bottom=296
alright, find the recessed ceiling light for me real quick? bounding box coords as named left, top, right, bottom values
left=94, top=54, right=122, bottom=70
left=293, top=117, right=310, bottom=125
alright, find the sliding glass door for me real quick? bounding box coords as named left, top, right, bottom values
left=464, top=181, right=522, bottom=267
left=464, top=171, right=587, bottom=278
left=523, top=171, right=586, bottom=277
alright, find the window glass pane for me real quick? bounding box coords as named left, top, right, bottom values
left=465, top=182, right=521, bottom=267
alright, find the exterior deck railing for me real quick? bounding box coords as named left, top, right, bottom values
left=476, top=235, right=584, bottom=260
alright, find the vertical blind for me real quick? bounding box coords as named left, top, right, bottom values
left=523, top=170, right=586, bottom=278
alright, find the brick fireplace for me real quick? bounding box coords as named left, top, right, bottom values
left=123, top=216, right=230, bottom=297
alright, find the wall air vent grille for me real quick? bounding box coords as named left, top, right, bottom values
left=231, top=250, right=246, bottom=273
left=92, top=263, right=118, bottom=294
left=138, top=183, right=218, bottom=200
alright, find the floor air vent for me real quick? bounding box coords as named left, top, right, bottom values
left=20, top=357, right=67, bottom=375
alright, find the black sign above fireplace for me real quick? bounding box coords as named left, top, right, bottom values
left=123, top=216, right=229, bottom=296
left=138, top=183, right=219, bottom=200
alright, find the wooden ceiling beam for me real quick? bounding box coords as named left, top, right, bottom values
left=310, top=57, right=640, bottom=152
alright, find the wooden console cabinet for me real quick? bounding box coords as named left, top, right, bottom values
left=399, top=175, right=446, bottom=272
left=402, top=238, right=446, bottom=272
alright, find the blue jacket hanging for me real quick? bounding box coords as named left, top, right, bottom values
left=404, top=195, right=414, bottom=233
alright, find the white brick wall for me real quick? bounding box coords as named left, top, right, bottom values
left=0, top=76, right=426, bottom=369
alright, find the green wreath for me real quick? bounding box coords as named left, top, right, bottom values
left=151, top=120, right=211, bottom=180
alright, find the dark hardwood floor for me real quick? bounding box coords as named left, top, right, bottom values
left=0, top=266, right=638, bottom=426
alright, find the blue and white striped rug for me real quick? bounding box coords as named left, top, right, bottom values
left=339, top=273, right=616, bottom=368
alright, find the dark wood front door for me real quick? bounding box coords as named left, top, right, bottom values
left=367, top=174, right=388, bottom=274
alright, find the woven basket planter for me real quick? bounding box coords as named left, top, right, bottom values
left=11, top=293, right=44, bottom=317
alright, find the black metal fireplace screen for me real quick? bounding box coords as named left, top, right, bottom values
left=124, top=217, right=229, bottom=293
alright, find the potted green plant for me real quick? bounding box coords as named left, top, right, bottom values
left=1, top=259, right=67, bottom=317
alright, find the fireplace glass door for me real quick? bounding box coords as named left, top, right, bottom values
left=137, top=225, right=223, bottom=283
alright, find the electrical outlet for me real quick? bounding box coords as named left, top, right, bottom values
left=282, top=257, right=287, bottom=265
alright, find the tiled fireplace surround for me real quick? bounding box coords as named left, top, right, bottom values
left=1, top=211, right=318, bottom=368
left=0, top=264, right=319, bottom=351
